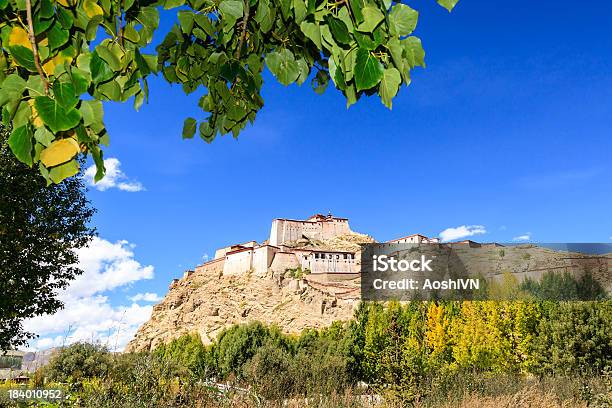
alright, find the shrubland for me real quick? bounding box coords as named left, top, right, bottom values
left=1, top=299, right=611, bottom=407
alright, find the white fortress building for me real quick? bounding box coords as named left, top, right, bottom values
left=269, top=214, right=352, bottom=246
left=177, top=213, right=444, bottom=287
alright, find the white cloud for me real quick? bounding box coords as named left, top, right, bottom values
left=65, top=237, right=154, bottom=298
left=84, top=158, right=144, bottom=192
left=512, top=233, right=532, bottom=242
left=129, top=292, right=162, bottom=302
left=24, top=237, right=155, bottom=352
left=439, top=225, right=487, bottom=242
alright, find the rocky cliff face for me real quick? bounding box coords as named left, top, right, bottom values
left=126, top=267, right=361, bottom=352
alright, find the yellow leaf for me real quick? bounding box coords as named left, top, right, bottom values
left=42, top=53, right=73, bottom=76
left=28, top=99, right=44, bottom=128
left=40, top=138, right=80, bottom=167
left=56, top=0, right=73, bottom=7
left=9, top=26, right=32, bottom=50
left=83, top=0, right=104, bottom=17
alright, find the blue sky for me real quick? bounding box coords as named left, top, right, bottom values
left=25, top=0, right=612, bottom=350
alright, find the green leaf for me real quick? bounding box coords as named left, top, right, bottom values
left=164, top=0, right=185, bottom=8
left=79, top=100, right=104, bottom=126
left=134, top=90, right=145, bottom=111
left=320, top=25, right=335, bottom=50
left=13, top=100, right=31, bottom=128
left=53, top=81, right=78, bottom=109
left=311, top=70, right=329, bottom=95
left=85, top=16, right=104, bottom=41
left=97, top=80, right=121, bottom=100
left=357, top=6, right=384, bottom=32
left=182, top=117, right=197, bottom=139
left=0, top=74, right=27, bottom=106
left=8, top=46, right=37, bottom=72
left=136, top=7, right=159, bottom=45
left=90, top=146, right=105, bottom=182
left=389, top=4, right=418, bottom=37
left=123, top=23, right=140, bottom=43
left=34, top=127, right=54, bottom=146
left=293, top=0, right=307, bottom=23
left=379, top=67, right=401, bottom=108
left=386, top=37, right=403, bottom=69
left=90, top=51, right=115, bottom=83
left=178, top=10, right=195, bottom=34
left=95, top=44, right=122, bottom=72
left=328, top=56, right=345, bottom=88
left=219, top=0, right=244, bottom=27
left=296, top=58, right=309, bottom=85
left=33, top=15, right=53, bottom=35
left=49, top=159, right=80, bottom=183
left=70, top=69, right=90, bottom=95
left=337, top=8, right=354, bottom=32
left=300, top=22, right=321, bottom=48
left=47, top=23, right=70, bottom=51
left=40, top=0, right=54, bottom=18
left=348, top=0, right=363, bottom=23
left=354, top=31, right=379, bottom=50
left=354, top=47, right=384, bottom=91
left=279, top=0, right=291, bottom=19
left=57, top=8, right=74, bottom=29
left=437, top=0, right=459, bottom=12
left=199, top=121, right=214, bottom=143
left=8, top=125, right=33, bottom=166
left=265, top=49, right=300, bottom=86
left=325, top=16, right=351, bottom=45
left=34, top=96, right=82, bottom=132
left=402, top=36, right=425, bottom=68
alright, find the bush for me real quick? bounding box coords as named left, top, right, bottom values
left=520, top=271, right=607, bottom=301
left=243, top=341, right=295, bottom=399
left=533, top=301, right=612, bottom=375
left=213, top=322, right=289, bottom=379
left=154, top=333, right=214, bottom=379
left=44, top=342, right=112, bottom=383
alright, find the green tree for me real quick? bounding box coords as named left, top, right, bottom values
left=154, top=333, right=214, bottom=378
left=0, top=0, right=459, bottom=183
left=520, top=271, right=607, bottom=301
left=0, top=124, right=95, bottom=350
left=44, top=342, right=112, bottom=382
left=532, top=301, right=612, bottom=375
left=213, top=321, right=288, bottom=378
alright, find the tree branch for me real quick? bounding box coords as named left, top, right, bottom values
left=25, top=0, right=50, bottom=94
left=235, top=0, right=251, bottom=59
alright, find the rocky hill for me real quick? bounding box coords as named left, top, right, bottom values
left=127, top=238, right=610, bottom=353
left=126, top=268, right=360, bottom=352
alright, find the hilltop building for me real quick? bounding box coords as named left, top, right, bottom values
left=387, top=234, right=440, bottom=244
left=182, top=214, right=362, bottom=287
left=269, top=213, right=351, bottom=246
left=175, top=213, right=457, bottom=287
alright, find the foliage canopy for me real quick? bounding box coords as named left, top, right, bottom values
left=0, top=124, right=95, bottom=350
left=0, top=0, right=458, bottom=183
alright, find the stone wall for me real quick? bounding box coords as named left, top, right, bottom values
left=301, top=252, right=357, bottom=273
left=270, top=252, right=300, bottom=275
left=269, top=217, right=351, bottom=246
left=223, top=248, right=253, bottom=275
